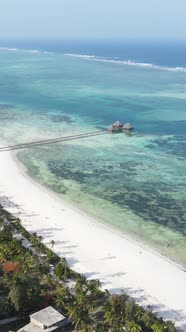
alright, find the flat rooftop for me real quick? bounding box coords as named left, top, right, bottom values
left=30, top=306, right=66, bottom=328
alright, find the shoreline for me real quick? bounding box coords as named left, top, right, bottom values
left=0, top=150, right=186, bottom=330
left=13, top=150, right=186, bottom=274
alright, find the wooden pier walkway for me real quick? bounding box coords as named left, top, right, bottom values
left=0, top=130, right=107, bottom=152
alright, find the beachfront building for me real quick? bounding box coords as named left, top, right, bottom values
left=16, top=306, right=69, bottom=332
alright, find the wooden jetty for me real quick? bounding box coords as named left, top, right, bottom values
left=0, top=131, right=107, bottom=152
left=0, top=122, right=134, bottom=153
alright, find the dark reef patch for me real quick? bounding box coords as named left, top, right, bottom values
left=148, top=135, right=186, bottom=158
left=47, top=144, right=186, bottom=235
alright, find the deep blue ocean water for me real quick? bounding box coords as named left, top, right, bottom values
left=0, top=40, right=185, bottom=265
left=1, top=39, right=186, bottom=67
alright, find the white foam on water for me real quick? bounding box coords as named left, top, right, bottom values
left=65, top=53, right=96, bottom=59
left=64, top=53, right=186, bottom=73
left=0, top=47, right=52, bottom=55
left=1, top=48, right=186, bottom=73
left=0, top=47, right=18, bottom=52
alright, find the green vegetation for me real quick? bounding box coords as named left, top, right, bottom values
left=0, top=207, right=177, bottom=331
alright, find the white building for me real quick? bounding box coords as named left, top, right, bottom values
left=17, top=306, right=69, bottom=332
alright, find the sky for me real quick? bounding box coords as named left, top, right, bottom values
left=0, top=0, right=186, bottom=40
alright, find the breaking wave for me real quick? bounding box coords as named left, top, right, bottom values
left=1, top=47, right=186, bottom=73
left=64, top=53, right=186, bottom=73
left=0, top=47, right=52, bottom=55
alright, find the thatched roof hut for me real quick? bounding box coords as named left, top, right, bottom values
left=108, top=121, right=123, bottom=132
left=122, top=123, right=133, bottom=131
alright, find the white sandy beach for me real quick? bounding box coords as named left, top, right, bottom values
left=0, top=150, right=186, bottom=331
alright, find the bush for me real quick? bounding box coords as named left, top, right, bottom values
left=3, top=261, right=20, bottom=274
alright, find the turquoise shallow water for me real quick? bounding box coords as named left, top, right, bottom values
left=0, top=48, right=185, bottom=265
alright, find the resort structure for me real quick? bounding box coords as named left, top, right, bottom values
left=108, top=121, right=134, bottom=132
left=17, top=306, right=69, bottom=332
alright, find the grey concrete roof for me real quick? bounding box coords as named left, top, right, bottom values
left=30, top=306, right=66, bottom=328
left=17, top=322, right=58, bottom=332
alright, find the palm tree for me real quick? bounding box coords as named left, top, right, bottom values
left=0, top=244, right=10, bottom=260
left=55, top=259, right=70, bottom=281
left=51, top=240, right=55, bottom=248
left=87, top=279, right=102, bottom=298
left=35, top=235, right=44, bottom=253
left=151, top=321, right=165, bottom=332
left=38, top=235, right=43, bottom=243
left=103, top=300, right=120, bottom=330
left=75, top=274, right=87, bottom=289
left=30, top=232, right=38, bottom=244
left=165, top=321, right=177, bottom=332
left=103, top=293, right=130, bottom=331
left=46, top=273, right=56, bottom=291
left=54, top=285, right=73, bottom=308
left=66, top=301, right=89, bottom=330
left=126, top=320, right=142, bottom=332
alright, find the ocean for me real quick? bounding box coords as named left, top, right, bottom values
left=0, top=40, right=185, bottom=265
